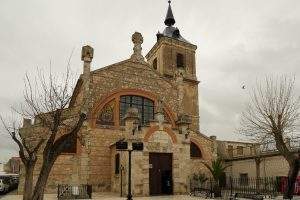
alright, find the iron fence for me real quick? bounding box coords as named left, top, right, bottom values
left=57, top=184, right=92, bottom=199
left=190, top=176, right=300, bottom=199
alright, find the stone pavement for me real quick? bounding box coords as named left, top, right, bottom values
left=0, top=193, right=207, bottom=200
left=1, top=193, right=299, bottom=200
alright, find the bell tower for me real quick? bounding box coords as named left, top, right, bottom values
left=146, top=0, right=200, bottom=131
left=146, top=0, right=198, bottom=82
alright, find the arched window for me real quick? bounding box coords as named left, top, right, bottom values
left=190, top=142, right=202, bottom=158
left=119, top=95, right=154, bottom=126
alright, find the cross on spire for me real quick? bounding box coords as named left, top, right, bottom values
left=164, top=0, right=175, bottom=26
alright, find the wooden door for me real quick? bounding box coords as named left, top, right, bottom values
left=149, top=153, right=173, bottom=195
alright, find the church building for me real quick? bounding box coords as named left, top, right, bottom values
left=19, top=1, right=215, bottom=196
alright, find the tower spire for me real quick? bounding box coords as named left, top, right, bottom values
left=164, top=0, right=175, bottom=26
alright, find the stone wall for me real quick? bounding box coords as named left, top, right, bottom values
left=225, top=155, right=300, bottom=178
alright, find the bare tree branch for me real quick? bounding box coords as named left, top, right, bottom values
left=238, top=75, right=300, bottom=198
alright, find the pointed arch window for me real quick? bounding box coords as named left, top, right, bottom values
left=190, top=142, right=202, bottom=158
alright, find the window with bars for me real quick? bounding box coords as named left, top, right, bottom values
left=119, top=95, right=154, bottom=126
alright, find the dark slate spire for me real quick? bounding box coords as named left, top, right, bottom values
left=164, top=0, right=175, bottom=26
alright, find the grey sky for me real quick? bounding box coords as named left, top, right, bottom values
left=0, top=0, right=300, bottom=162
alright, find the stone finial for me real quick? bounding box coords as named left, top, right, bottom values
left=124, top=107, right=140, bottom=121
left=176, top=114, right=191, bottom=135
left=156, top=98, right=164, bottom=114
left=174, top=69, right=184, bottom=83
left=176, top=114, right=191, bottom=126
left=130, top=32, right=144, bottom=62
left=154, top=98, right=165, bottom=127
left=210, top=135, right=217, bottom=140
left=124, top=107, right=140, bottom=136
left=81, top=45, right=94, bottom=62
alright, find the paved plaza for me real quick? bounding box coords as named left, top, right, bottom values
left=1, top=193, right=300, bottom=200
left=0, top=193, right=209, bottom=200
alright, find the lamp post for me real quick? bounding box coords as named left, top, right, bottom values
left=127, top=149, right=133, bottom=200
left=116, top=140, right=143, bottom=200
left=120, top=165, right=125, bottom=197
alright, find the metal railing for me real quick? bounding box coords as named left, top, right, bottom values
left=57, top=184, right=92, bottom=199
left=190, top=177, right=300, bottom=198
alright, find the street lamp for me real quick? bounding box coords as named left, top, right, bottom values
left=116, top=140, right=143, bottom=200
left=120, top=165, right=125, bottom=197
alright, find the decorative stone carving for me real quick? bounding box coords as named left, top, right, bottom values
left=124, top=107, right=140, bottom=120
left=97, top=101, right=115, bottom=126
left=154, top=98, right=164, bottom=129
left=130, top=32, right=144, bottom=62
left=81, top=45, right=94, bottom=62
left=176, top=114, right=191, bottom=135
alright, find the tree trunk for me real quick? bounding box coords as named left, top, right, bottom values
left=284, top=158, right=300, bottom=199
left=32, top=158, right=55, bottom=200
left=23, top=164, right=35, bottom=200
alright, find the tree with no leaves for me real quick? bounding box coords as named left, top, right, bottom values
left=0, top=118, right=44, bottom=200
left=239, top=76, right=300, bottom=199
left=1, top=65, right=88, bottom=200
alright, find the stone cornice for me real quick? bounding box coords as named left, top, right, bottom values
left=146, top=37, right=197, bottom=60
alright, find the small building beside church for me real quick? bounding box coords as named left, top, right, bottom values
left=18, top=2, right=215, bottom=196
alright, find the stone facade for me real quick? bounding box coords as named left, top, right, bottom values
left=18, top=6, right=215, bottom=195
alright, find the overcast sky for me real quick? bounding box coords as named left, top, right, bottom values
left=0, top=0, right=300, bottom=162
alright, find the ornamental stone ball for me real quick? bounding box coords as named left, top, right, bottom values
left=81, top=45, right=94, bottom=62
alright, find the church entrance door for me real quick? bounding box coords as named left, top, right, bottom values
left=149, top=153, right=173, bottom=195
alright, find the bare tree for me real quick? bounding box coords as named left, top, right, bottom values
left=0, top=117, right=44, bottom=200
left=1, top=65, right=88, bottom=200
left=239, top=76, right=300, bottom=199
